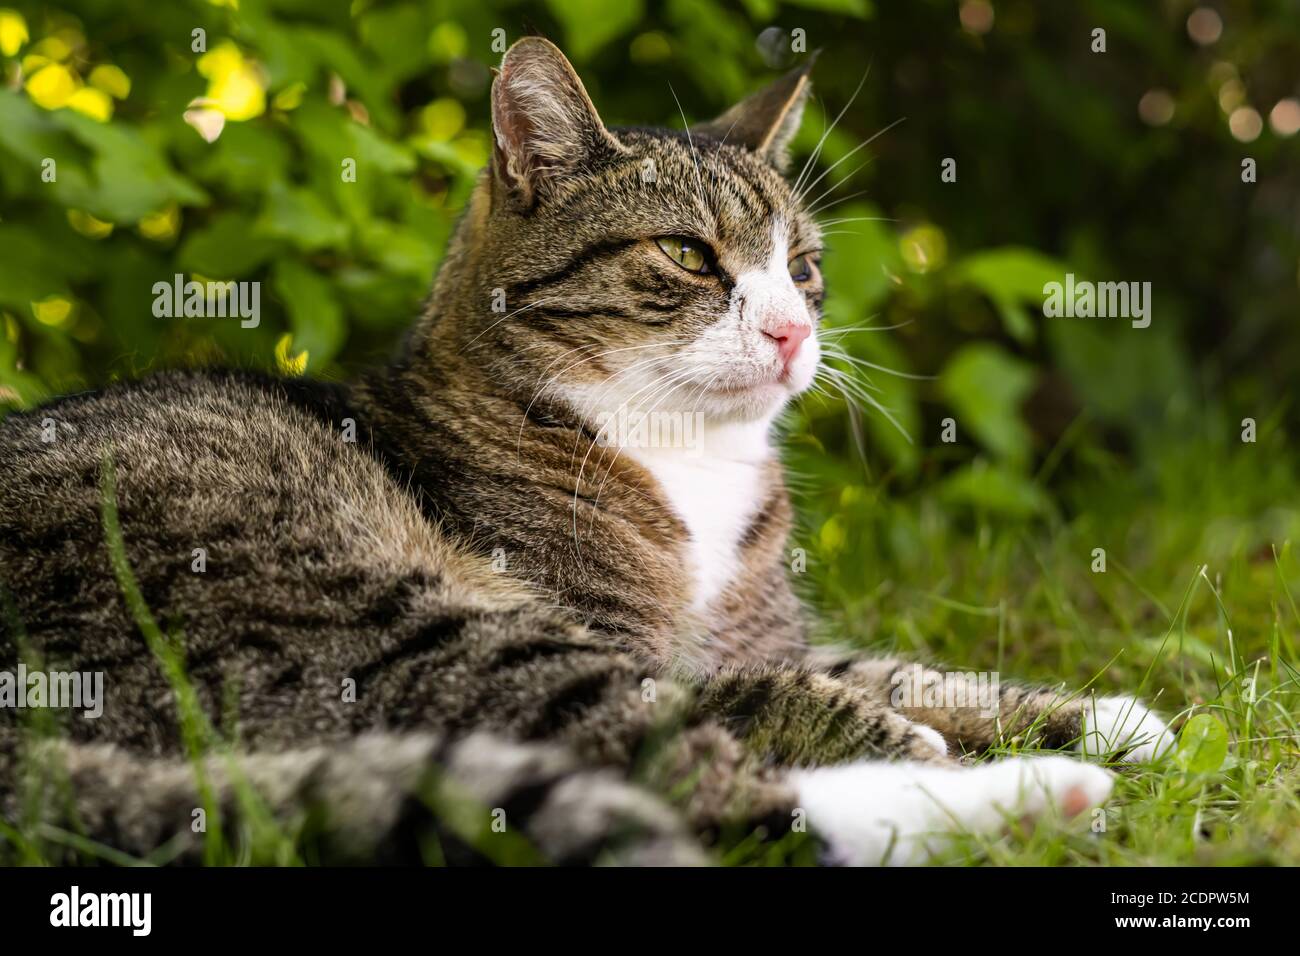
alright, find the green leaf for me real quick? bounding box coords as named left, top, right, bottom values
left=291, top=100, right=353, bottom=166
left=784, top=0, right=873, bottom=16
left=273, top=260, right=346, bottom=366
left=255, top=183, right=350, bottom=251
left=336, top=267, right=425, bottom=327
left=940, top=462, right=1050, bottom=518
left=347, top=121, right=416, bottom=176
left=358, top=221, right=437, bottom=279
left=665, top=0, right=751, bottom=99
left=54, top=110, right=207, bottom=222
left=240, top=11, right=320, bottom=90
left=820, top=202, right=902, bottom=315
left=950, top=247, right=1069, bottom=344
left=297, top=27, right=398, bottom=129
left=0, top=224, right=81, bottom=306
left=546, top=0, right=644, bottom=60
left=179, top=213, right=283, bottom=278
left=1176, top=714, right=1228, bottom=774
left=358, top=3, right=431, bottom=83
left=1046, top=318, right=1192, bottom=431
left=0, top=331, right=50, bottom=408
left=0, top=90, right=95, bottom=208
left=939, top=343, right=1036, bottom=468
left=0, top=91, right=207, bottom=223
left=195, top=122, right=292, bottom=195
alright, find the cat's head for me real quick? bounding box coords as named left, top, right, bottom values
left=448, top=37, right=823, bottom=428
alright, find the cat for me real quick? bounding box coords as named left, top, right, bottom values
left=0, top=37, right=1173, bottom=866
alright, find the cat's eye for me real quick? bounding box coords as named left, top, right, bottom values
left=655, top=237, right=712, bottom=275
left=788, top=254, right=816, bottom=283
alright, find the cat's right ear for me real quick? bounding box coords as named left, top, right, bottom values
left=691, top=58, right=816, bottom=173
left=490, top=37, right=627, bottom=209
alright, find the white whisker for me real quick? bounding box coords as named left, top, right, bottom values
left=795, top=116, right=905, bottom=205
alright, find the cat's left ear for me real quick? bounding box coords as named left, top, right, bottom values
left=692, top=58, right=815, bottom=172
left=491, top=37, right=628, bottom=208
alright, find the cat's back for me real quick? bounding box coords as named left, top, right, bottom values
left=0, top=368, right=374, bottom=555
left=0, top=369, right=510, bottom=681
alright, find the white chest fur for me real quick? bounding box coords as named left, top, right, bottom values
left=625, top=419, right=772, bottom=614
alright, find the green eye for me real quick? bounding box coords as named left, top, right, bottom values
left=655, top=237, right=711, bottom=274
left=788, top=254, right=814, bottom=282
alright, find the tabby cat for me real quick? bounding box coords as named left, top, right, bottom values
left=0, top=38, right=1173, bottom=866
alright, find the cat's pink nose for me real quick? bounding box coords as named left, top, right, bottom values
left=763, top=321, right=811, bottom=366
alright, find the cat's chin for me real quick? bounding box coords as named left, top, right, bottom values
left=699, top=380, right=794, bottom=422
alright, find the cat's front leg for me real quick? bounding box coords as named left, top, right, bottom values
left=694, top=664, right=953, bottom=767
left=691, top=665, right=1119, bottom=864
left=803, top=649, right=1176, bottom=762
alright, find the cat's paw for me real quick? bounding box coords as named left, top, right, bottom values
left=1077, top=696, right=1175, bottom=763
left=791, top=755, right=1113, bottom=866
left=911, top=723, right=949, bottom=759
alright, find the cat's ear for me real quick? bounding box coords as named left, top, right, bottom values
left=692, top=59, right=815, bottom=172
left=490, top=37, right=626, bottom=207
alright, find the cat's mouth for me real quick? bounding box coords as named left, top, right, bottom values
left=706, top=365, right=801, bottom=396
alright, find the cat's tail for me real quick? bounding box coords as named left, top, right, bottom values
left=0, top=731, right=706, bottom=866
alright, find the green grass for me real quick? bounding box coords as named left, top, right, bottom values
left=788, top=415, right=1300, bottom=865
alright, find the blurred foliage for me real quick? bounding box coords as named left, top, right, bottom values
left=0, top=0, right=1297, bottom=536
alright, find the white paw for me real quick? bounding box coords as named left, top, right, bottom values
left=912, top=723, right=949, bottom=758
left=1078, top=696, right=1175, bottom=763
left=792, top=756, right=1113, bottom=866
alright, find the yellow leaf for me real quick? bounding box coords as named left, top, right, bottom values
left=420, top=98, right=465, bottom=141
left=213, top=69, right=264, bottom=120
left=67, top=86, right=112, bottom=121
left=67, top=209, right=114, bottom=239
left=25, top=63, right=78, bottom=110
left=197, top=41, right=264, bottom=121
left=819, top=516, right=847, bottom=555
left=451, top=131, right=489, bottom=168
left=428, top=22, right=466, bottom=62
left=32, top=296, right=73, bottom=327
left=0, top=9, right=29, bottom=57
left=196, top=42, right=241, bottom=78
left=899, top=224, right=948, bottom=274
left=275, top=334, right=308, bottom=376
left=138, top=203, right=180, bottom=242
left=839, top=486, right=868, bottom=507
left=88, top=63, right=131, bottom=99
left=30, top=35, right=71, bottom=61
